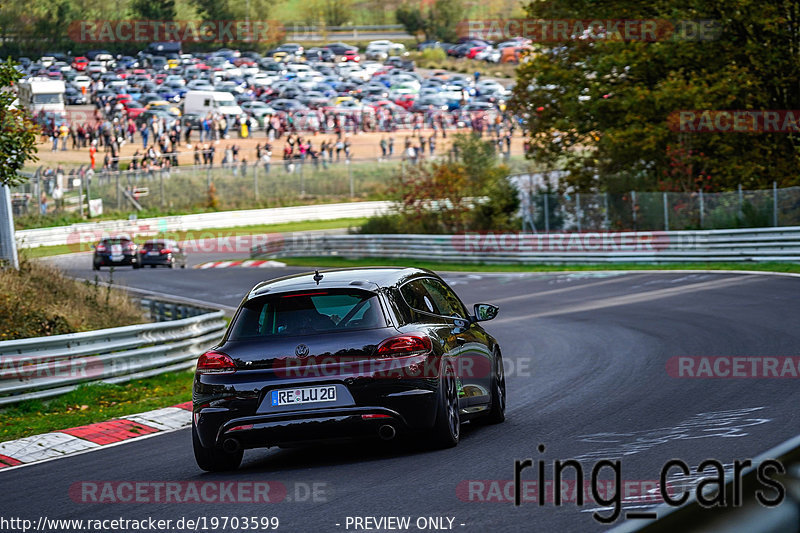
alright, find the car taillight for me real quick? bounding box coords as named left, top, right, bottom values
left=139, top=249, right=147, bottom=254
left=375, top=334, right=432, bottom=358
left=197, top=350, right=236, bottom=373
left=160, top=249, right=172, bottom=254
left=96, top=244, right=106, bottom=252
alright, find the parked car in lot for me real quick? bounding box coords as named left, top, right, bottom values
left=138, top=239, right=187, bottom=269
left=93, top=236, right=140, bottom=270
left=192, top=267, right=505, bottom=471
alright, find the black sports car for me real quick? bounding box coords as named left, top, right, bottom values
left=192, top=267, right=505, bottom=471
left=92, top=235, right=141, bottom=270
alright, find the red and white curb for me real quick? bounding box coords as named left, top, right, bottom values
left=194, top=259, right=286, bottom=269
left=0, top=401, right=193, bottom=470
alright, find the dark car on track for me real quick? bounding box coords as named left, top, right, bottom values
left=92, top=235, right=140, bottom=270
left=138, top=239, right=187, bottom=269
left=192, top=267, right=505, bottom=471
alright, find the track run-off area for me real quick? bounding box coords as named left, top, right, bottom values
left=5, top=254, right=799, bottom=532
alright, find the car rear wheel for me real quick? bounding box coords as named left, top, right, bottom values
left=429, top=363, right=460, bottom=448
left=192, top=423, right=243, bottom=472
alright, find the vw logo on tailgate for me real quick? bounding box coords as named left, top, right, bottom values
left=295, top=344, right=310, bottom=358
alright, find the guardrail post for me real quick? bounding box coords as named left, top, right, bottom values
left=150, top=299, right=157, bottom=321
left=663, top=192, right=669, bottom=231
left=603, top=193, right=609, bottom=229
left=631, top=190, right=637, bottom=230
left=773, top=181, right=778, bottom=226
left=575, top=193, right=581, bottom=233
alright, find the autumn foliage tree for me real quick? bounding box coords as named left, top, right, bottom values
left=360, top=134, right=520, bottom=233
left=511, top=0, right=800, bottom=193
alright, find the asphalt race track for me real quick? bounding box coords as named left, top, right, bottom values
left=7, top=254, right=800, bottom=532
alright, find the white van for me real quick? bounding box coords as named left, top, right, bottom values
left=17, top=78, right=66, bottom=114
left=183, top=90, right=244, bottom=118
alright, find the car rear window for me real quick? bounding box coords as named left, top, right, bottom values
left=229, top=290, right=387, bottom=339
left=143, top=241, right=166, bottom=251
left=101, top=238, right=131, bottom=246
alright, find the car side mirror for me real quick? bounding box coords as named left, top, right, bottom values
left=473, top=303, right=499, bottom=322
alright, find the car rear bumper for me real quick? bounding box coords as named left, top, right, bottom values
left=199, top=406, right=413, bottom=449
left=193, top=385, right=438, bottom=449
left=140, top=255, right=172, bottom=266
left=94, top=254, right=137, bottom=266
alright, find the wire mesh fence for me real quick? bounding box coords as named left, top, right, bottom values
left=514, top=176, right=799, bottom=232
left=11, top=155, right=536, bottom=216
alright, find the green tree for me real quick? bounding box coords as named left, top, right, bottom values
left=426, top=0, right=460, bottom=42
left=511, top=0, right=800, bottom=192
left=192, top=0, right=234, bottom=22
left=129, top=0, right=176, bottom=21
left=0, top=60, right=39, bottom=187
left=396, top=3, right=426, bottom=40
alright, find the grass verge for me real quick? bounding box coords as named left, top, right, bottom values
left=278, top=257, right=800, bottom=274
left=22, top=217, right=368, bottom=258
left=0, top=370, right=193, bottom=443
left=0, top=259, right=145, bottom=340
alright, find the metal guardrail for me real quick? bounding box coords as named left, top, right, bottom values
left=0, top=299, right=226, bottom=405
left=15, top=201, right=391, bottom=249
left=250, top=227, right=800, bottom=263
left=611, top=433, right=800, bottom=533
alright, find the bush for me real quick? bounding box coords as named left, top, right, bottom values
left=421, top=47, right=447, bottom=63
left=359, top=134, right=520, bottom=234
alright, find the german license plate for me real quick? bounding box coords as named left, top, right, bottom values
left=271, top=385, right=336, bottom=406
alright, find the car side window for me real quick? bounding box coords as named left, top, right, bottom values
left=420, top=278, right=467, bottom=319
left=399, top=280, right=441, bottom=315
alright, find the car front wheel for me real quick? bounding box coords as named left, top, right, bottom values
left=480, top=350, right=506, bottom=425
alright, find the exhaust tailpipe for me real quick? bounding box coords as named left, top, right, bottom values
left=378, top=424, right=396, bottom=441
left=222, top=438, right=241, bottom=453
